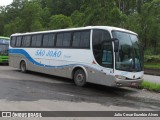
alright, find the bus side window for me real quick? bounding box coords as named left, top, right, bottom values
left=42, top=34, right=49, bottom=47
left=22, top=36, right=31, bottom=47
left=56, top=33, right=63, bottom=47
left=16, top=36, right=22, bottom=47
left=63, top=33, right=71, bottom=47
left=31, top=35, right=42, bottom=47
left=72, top=30, right=90, bottom=48
left=80, top=31, right=90, bottom=48
left=11, top=37, right=16, bottom=47
left=48, top=34, right=56, bottom=47
left=42, top=33, right=55, bottom=47
left=72, top=32, right=81, bottom=48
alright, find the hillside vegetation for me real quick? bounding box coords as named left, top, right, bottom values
left=0, top=0, right=159, bottom=55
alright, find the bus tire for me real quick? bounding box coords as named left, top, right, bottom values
left=20, top=61, right=27, bottom=73
left=74, top=69, right=86, bottom=87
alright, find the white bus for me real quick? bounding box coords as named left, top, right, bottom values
left=9, top=26, right=143, bottom=87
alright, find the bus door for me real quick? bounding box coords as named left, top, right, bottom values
left=101, top=41, right=114, bottom=74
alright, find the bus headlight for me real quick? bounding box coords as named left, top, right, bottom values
left=115, top=75, right=126, bottom=80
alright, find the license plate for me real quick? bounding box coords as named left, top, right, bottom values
left=131, top=82, right=137, bottom=86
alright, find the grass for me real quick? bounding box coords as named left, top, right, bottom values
left=140, top=81, right=160, bottom=92
left=144, top=55, right=160, bottom=69
left=144, top=63, right=160, bottom=69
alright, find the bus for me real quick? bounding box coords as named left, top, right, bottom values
left=9, top=26, right=144, bottom=87
left=0, top=36, right=10, bottom=64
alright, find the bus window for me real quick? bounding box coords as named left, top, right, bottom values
left=11, top=37, right=16, bottom=47
left=31, top=35, right=42, bottom=47
left=72, top=32, right=81, bottom=48
left=16, top=36, right=22, bottom=47
left=79, top=31, right=90, bottom=48
left=72, top=31, right=90, bottom=48
left=92, top=29, right=111, bottom=65
left=22, top=36, right=31, bottom=47
left=63, top=33, right=71, bottom=47
left=56, top=33, right=63, bottom=47
left=42, top=34, right=49, bottom=47
left=42, top=34, right=56, bottom=47
left=48, top=34, right=56, bottom=47
left=56, top=32, right=72, bottom=48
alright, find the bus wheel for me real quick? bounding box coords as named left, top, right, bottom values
left=20, top=61, right=27, bottom=73
left=74, top=69, right=86, bottom=87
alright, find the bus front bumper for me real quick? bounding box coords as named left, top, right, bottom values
left=115, top=78, right=143, bottom=87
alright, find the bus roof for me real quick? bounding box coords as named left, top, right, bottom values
left=11, top=26, right=137, bottom=36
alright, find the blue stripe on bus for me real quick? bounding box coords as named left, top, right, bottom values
left=9, top=49, right=76, bottom=68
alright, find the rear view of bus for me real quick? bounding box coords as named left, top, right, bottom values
left=0, top=36, right=10, bottom=64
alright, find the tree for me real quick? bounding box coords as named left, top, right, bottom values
left=20, top=1, right=43, bottom=32
left=43, top=0, right=83, bottom=16
left=49, top=14, right=73, bottom=29
left=4, top=17, right=23, bottom=36
left=140, top=0, right=160, bottom=54
left=124, top=12, right=141, bottom=34
left=0, top=6, right=6, bottom=35
left=0, top=0, right=159, bottom=54
left=71, top=10, right=85, bottom=27
left=109, top=7, right=126, bottom=27
left=4, top=0, right=25, bottom=23
left=41, top=7, right=51, bottom=29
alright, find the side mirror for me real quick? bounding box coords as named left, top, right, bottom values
left=112, top=38, right=119, bottom=52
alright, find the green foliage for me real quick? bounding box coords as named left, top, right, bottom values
left=144, top=55, right=160, bottom=63
left=4, top=17, right=23, bottom=36
left=43, top=0, right=83, bottom=16
left=41, top=7, right=51, bottom=28
left=140, top=0, right=160, bottom=53
left=144, top=55, right=160, bottom=69
left=140, top=81, right=160, bottom=92
left=109, top=7, right=125, bottom=27
left=124, top=12, right=141, bottom=33
left=0, top=0, right=159, bottom=55
left=71, top=10, right=85, bottom=27
left=20, top=1, right=43, bottom=32
left=144, top=63, right=160, bottom=69
left=49, top=14, right=73, bottom=29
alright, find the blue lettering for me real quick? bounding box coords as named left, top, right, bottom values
left=35, top=50, right=45, bottom=56
left=53, top=51, right=57, bottom=57
left=46, top=50, right=61, bottom=58
left=57, top=51, right=61, bottom=57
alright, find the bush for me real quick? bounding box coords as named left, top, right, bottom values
left=140, top=81, right=160, bottom=92
left=144, top=55, right=160, bottom=63
left=49, top=14, right=73, bottom=29
left=144, top=48, right=154, bottom=55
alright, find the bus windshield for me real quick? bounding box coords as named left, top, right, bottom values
left=112, top=31, right=143, bottom=72
left=0, top=44, right=9, bottom=56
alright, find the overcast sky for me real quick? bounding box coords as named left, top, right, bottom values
left=0, top=0, right=13, bottom=6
